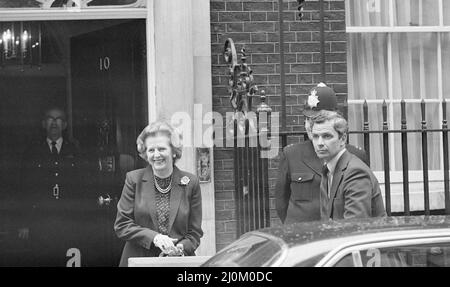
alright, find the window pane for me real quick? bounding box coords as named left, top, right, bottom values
left=349, top=102, right=441, bottom=172
left=395, top=0, right=440, bottom=26
left=443, top=33, right=450, bottom=99
left=392, top=103, right=441, bottom=171
left=348, top=33, right=389, bottom=101
left=445, top=1, right=450, bottom=26
left=347, top=103, right=365, bottom=155
left=348, top=103, right=384, bottom=171
left=391, top=33, right=438, bottom=100
left=334, top=253, right=355, bottom=267
left=346, top=0, right=390, bottom=27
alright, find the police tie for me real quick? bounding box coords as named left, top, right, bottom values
left=320, top=164, right=329, bottom=220
left=51, top=141, right=58, bottom=155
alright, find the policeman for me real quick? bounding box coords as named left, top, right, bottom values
left=275, top=83, right=368, bottom=224
left=18, top=106, right=84, bottom=266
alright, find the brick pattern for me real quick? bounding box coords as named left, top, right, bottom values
left=211, top=0, right=348, bottom=251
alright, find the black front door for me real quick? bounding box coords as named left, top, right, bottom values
left=70, top=20, right=148, bottom=266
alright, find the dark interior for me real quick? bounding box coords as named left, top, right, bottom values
left=0, top=18, right=148, bottom=266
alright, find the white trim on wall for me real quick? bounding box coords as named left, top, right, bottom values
left=146, top=1, right=156, bottom=123
left=0, top=8, right=147, bottom=21
left=347, top=26, right=450, bottom=33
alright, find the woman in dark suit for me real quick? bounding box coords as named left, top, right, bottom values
left=114, top=120, right=203, bottom=267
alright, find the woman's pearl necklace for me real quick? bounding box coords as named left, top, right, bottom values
left=154, top=174, right=172, bottom=194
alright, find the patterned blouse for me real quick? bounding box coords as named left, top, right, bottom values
left=155, top=174, right=172, bottom=235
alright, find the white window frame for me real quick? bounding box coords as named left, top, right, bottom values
left=0, top=8, right=146, bottom=21
left=346, top=0, right=449, bottom=185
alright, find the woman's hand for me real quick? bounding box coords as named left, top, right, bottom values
left=153, top=234, right=178, bottom=251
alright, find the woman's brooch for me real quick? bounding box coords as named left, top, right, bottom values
left=180, top=176, right=190, bottom=186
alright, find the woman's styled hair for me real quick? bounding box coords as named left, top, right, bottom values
left=136, top=120, right=183, bottom=163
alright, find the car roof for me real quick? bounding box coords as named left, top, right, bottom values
left=251, top=216, right=450, bottom=247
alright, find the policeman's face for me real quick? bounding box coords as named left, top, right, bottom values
left=311, top=120, right=346, bottom=162
left=42, top=109, right=67, bottom=140
left=145, top=133, right=174, bottom=175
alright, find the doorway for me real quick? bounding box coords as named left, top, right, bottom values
left=0, top=19, right=147, bottom=266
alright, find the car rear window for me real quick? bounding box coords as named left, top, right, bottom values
left=202, top=234, right=284, bottom=267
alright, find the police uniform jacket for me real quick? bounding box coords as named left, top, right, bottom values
left=19, top=137, right=85, bottom=218
left=275, top=140, right=368, bottom=224
left=17, top=137, right=90, bottom=266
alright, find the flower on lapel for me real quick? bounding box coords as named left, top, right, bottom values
left=180, top=176, right=190, bottom=186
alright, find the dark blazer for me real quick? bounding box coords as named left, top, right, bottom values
left=321, top=150, right=386, bottom=220
left=275, top=140, right=368, bottom=224
left=114, top=165, right=203, bottom=267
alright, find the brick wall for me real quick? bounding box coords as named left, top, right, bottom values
left=210, top=0, right=347, bottom=251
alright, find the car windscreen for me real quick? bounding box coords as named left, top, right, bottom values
left=202, top=233, right=284, bottom=267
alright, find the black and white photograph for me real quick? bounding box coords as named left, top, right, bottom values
left=1, top=0, right=450, bottom=273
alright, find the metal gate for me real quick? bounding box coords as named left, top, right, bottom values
left=223, top=38, right=272, bottom=236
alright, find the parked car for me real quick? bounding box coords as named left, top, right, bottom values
left=201, top=216, right=450, bottom=267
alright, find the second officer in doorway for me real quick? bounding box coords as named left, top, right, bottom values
left=18, top=106, right=88, bottom=266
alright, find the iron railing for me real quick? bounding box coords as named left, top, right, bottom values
left=279, top=100, right=450, bottom=217
left=233, top=114, right=271, bottom=236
